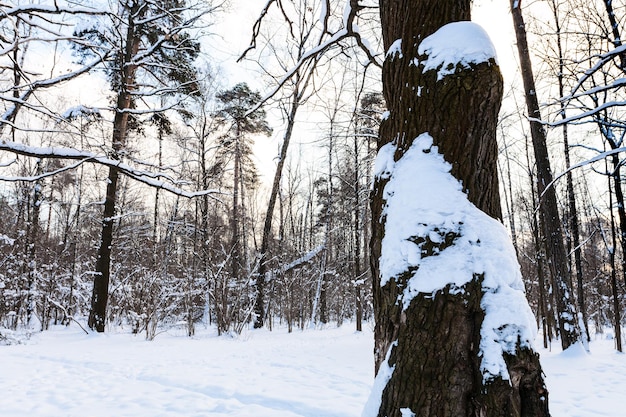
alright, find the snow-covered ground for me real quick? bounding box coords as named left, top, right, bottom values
left=540, top=333, right=625, bottom=417
left=0, top=323, right=623, bottom=416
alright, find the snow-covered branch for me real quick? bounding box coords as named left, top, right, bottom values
left=280, top=244, right=325, bottom=274
left=0, top=53, right=110, bottom=136
left=550, top=45, right=626, bottom=126
left=542, top=146, right=626, bottom=200
left=568, top=45, right=626, bottom=99
left=0, top=141, right=219, bottom=199
left=265, top=244, right=325, bottom=280
left=545, top=100, right=626, bottom=127
left=0, top=3, right=109, bottom=19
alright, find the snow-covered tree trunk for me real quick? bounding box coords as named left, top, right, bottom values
left=367, top=1, right=549, bottom=416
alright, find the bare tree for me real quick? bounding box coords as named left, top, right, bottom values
left=243, top=0, right=325, bottom=328
left=510, top=0, right=583, bottom=350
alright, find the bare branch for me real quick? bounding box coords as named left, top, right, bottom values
left=239, top=0, right=382, bottom=111
left=0, top=53, right=111, bottom=136
left=237, top=0, right=277, bottom=62
left=545, top=100, right=626, bottom=127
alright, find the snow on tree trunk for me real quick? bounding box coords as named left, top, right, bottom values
left=367, top=2, right=549, bottom=416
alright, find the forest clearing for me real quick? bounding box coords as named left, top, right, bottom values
left=0, top=324, right=623, bottom=417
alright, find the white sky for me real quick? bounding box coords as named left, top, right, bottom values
left=206, top=0, right=520, bottom=187
left=0, top=0, right=522, bottom=196
left=209, top=0, right=518, bottom=91
left=474, top=0, right=519, bottom=81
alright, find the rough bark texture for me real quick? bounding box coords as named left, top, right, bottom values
left=370, top=0, right=549, bottom=416
left=88, top=108, right=130, bottom=332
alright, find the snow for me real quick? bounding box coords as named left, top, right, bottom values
left=400, top=408, right=416, bottom=417
left=61, top=105, right=102, bottom=121
left=0, top=325, right=372, bottom=417
left=417, top=21, right=498, bottom=80
left=541, top=337, right=625, bottom=416
left=361, top=341, right=396, bottom=417
left=0, top=324, right=624, bottom=416
left=372, top=141, right=396, bottom=181
left=376, top=133, right=535, bottom=381
left=0, top=234, right=15, bottom=245
left=386, top=39, right=403, bottom=60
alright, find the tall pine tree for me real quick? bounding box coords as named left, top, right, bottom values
left=74, top=0, right=206, bottom=332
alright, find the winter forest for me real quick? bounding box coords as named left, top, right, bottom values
left=0, top=0, right=625, bottom=415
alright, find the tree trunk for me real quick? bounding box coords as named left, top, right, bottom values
left=255, top=98, right=299, bottom=328
left=606, top=157, right=623, bottom=352
left=602, top=0, right=626, bottom=70
left=510, top=0, right=581, bottom=350
left=608, top=150, right=626, bottom=288
left=500, top=138, right=519, bottom=255
left=548, top=0, right=590, bottom=342
left=88, top=165, right=119, bottom=332
left=524, top=131, right=556, bottom=347
left=231, top=125, right=242, bottom=282
left=26, top=160, right=43, bottom=327
left=88, top=11, right=140, bottom=332
left=354, top=129, right=363, bottom=332
left=369, top=1, right=549, bottom=415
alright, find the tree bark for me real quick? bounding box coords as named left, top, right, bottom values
left=602, top=0, right=626, bottom=70
left=548, top=0, right=590, bottom=342
left=607, top=147, right=626, bottom=288
left=510, top=0, right=581, bottom=350
left=88, top=9, right=140, bottom=332
left=369, top=1, right=549, bottom=415
left=608, top=155, right=624, bottom=352
left=354, top=128, right=363, bottom=332
left=231, top=124, right=242, bottom=282
left=524, top=128, right=556, bottom=347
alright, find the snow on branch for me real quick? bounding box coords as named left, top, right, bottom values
left=544, top=100, right=626, bottom=127
left=562, top=77, right=626, bottom=104
left=265, top=244, right=325, bottom=280
left=547, top=146, right=626, bottom=192
left=0, top=54, right=110, bottom=136
left=0, top=3, right=110, bottom=19
left=129, top=7, right=209, bottom=67
left=549, top=45, right=626, bottom=126
left=417, top=22, right=497, bottom=81
left=568, top=45, right=626, bottom=99
left=0, top=159, right=88, bottom=182
left=280, top=244, right=325, bottom=273
left=0, top=141, right=219, bottom=199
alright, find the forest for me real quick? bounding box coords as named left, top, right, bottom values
left=0, top=0, right=624, bottom=360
